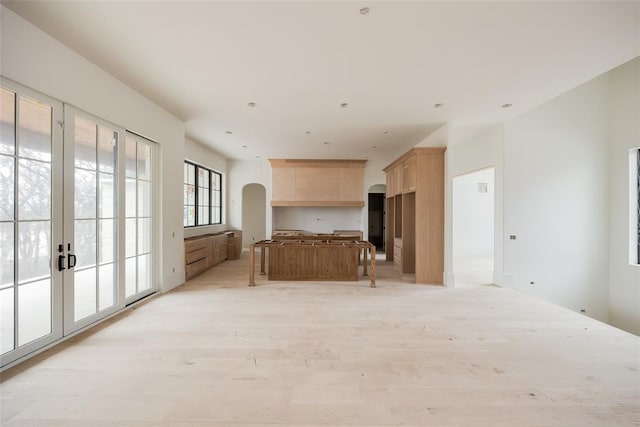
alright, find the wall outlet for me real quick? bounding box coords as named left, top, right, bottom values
left=172, top=267, right=175, bottom=273
left=510, top=235, right=517, bottom=240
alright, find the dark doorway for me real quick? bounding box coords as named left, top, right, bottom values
left=368, top=193, right=385, bottom=250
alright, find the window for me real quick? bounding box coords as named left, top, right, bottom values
left=183, top=161, right=222, bottom=227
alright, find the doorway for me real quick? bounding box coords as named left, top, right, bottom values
left=242, top=183, right=266, bottom=248
left=452, top=167, right=495, bottom=287
left=368, top=184, right=386, bottom=251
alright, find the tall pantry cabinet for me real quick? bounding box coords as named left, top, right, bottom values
left=383, top=147, right=446, bottom=284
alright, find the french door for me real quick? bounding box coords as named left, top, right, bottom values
left=1, top=80, right=155, bottom=368
left=0, top=80, right=64, bottom=366
left=62, top=107, right=126, bottom=334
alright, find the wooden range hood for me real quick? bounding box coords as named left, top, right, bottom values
left=269, top=159, right=367, bottom=207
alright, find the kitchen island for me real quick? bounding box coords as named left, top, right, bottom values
left=248, top=239, right=376, bottom=287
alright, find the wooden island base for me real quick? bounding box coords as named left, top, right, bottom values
left=249, top=240, right=376, bottom=287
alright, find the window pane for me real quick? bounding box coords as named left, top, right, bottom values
left=0, top=222, right=14, bottom=288
left=18, top=159, right=50, bottom=220
left=0, top=155, right=14, bottom=221
left=198, top=207, right=209, bottom=225
left=74, top=116, right=96, bottom=170
left=18, top=278, right=51, bottom=346
left=0, top=287, right=14, bottom=354
left=187, top=164, right=195, bottom=185
left=125, top=137, right=136, bottom=178
left=18, top=96, right=51, bottom=162
left=198, top=187, right=209, bottom=206
left=137, top=141, right=152, bottom=181
left=126, top=178, right=136, bottom=218
left=138, top=253, right=151, bottom=292
left=185, top=184, right=195, bottom=205
left=74, top=268, right=96, bottom=321
left=99, top=219, right=115, bottom=264
left=138, top=217, right=151, bottom=255
left=125, top=257, right=136, bottom=298
left=125, top=218, right=136, bottom=257
left=0, top=87, right=15, bottom=155
left=99, top=173, right=115, bottom=219
left=74, top=169, right=97, bottom=219
left=98, top=263, right=115, bottom=311
left=187, top=206, right=195, bottom=226
left=17, top=221, right=50, bottom=285
left=75, top=219, right=96, bottom=270
left=98, top=126, right=117, bottom=174
left=138, top=180, right=151, bottom=217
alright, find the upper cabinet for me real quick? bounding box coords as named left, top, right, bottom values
left=269, top=159, right=366, bottom=207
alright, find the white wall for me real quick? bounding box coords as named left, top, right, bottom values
left=503, top=74, right=611, bottom=323
left=273, top=207, right=363, bottom=234
left=452, top=124, right=505, bottom=285
left=1, top=6, right=185, bottom=291
left=607, top=57, right=640, bottom=335
left=453, top=168, right=494, bottom=256
left=183, top=138, right=229, bottom=238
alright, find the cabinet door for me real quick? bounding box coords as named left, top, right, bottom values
left=403, top=156, right=416, bottom=192
left=393, top=166, right=403, bottom=195
left=272, top=167, right=295, bottom=201
left=386, top=170, right=395, bottom=196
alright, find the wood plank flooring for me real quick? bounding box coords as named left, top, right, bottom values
left=1, top=254, right=639, bottom=426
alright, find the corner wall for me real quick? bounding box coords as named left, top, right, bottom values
left=608, top=57, right=640, bottom=335
left=503, top=74, right=611, bottom=323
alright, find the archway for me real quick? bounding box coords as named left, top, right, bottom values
left=242, top=183, right=266, bottom=248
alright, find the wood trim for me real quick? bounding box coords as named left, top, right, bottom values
left=382, top=147, right=446, bottom=172
left=271, top=200, right=365, bottom=207
left=269, top=159, right=367, bottom=168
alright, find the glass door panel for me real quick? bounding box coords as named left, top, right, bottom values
left=0, top=80, right=63, bottom=368
left=63, top=108, right=124, bottom=333
left=124, top=134, right=155, bottom=301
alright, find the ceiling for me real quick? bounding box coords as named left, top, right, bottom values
left=3, top=1, right=639, bottom=161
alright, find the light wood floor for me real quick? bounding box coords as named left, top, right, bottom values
left=1, top=254, right=639, bottom=426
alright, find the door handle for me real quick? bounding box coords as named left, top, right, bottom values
left=67, top=253, right=77, bottom=269
left=58, top=254, right=66, bottom=271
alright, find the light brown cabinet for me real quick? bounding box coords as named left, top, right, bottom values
left=184, top=230, right=242, bottom=280
left=269, top=159, right=366, bottom=207
left=383, top=147, right=445, bottom=284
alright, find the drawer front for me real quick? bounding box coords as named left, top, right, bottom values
left=185, top=238, right=208, bottom=253
left=186, top=248, right=207, bottom=264
left=186, top=258, right=207, bottom=278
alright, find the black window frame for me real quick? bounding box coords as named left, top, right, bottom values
left=184, top=160, right=222, bottom=227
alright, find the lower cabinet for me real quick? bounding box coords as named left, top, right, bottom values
left=184, top=230, right=242, bottom=280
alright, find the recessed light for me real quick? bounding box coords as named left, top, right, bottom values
left=360, top=7, right=370, bottom=15
left=255, top=155, right=260, bottom=158
left=372, top=145, right=377, bottom=149
left=383, top=130, right=390, bottom=135
left=242, top=145, right=247, bottom=148
left=501, top=103, right=513, bottom=109
left=225, top=130, right=232, bottom=134
left=340, top=102, right=349, bottom=108
left=434, top=103, right=444, bottom=108
left=305, top=131, right=311, bottom=134
left=323, top=141, right=330, bottom=145
left=247, top=102, right=257, bottom=107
